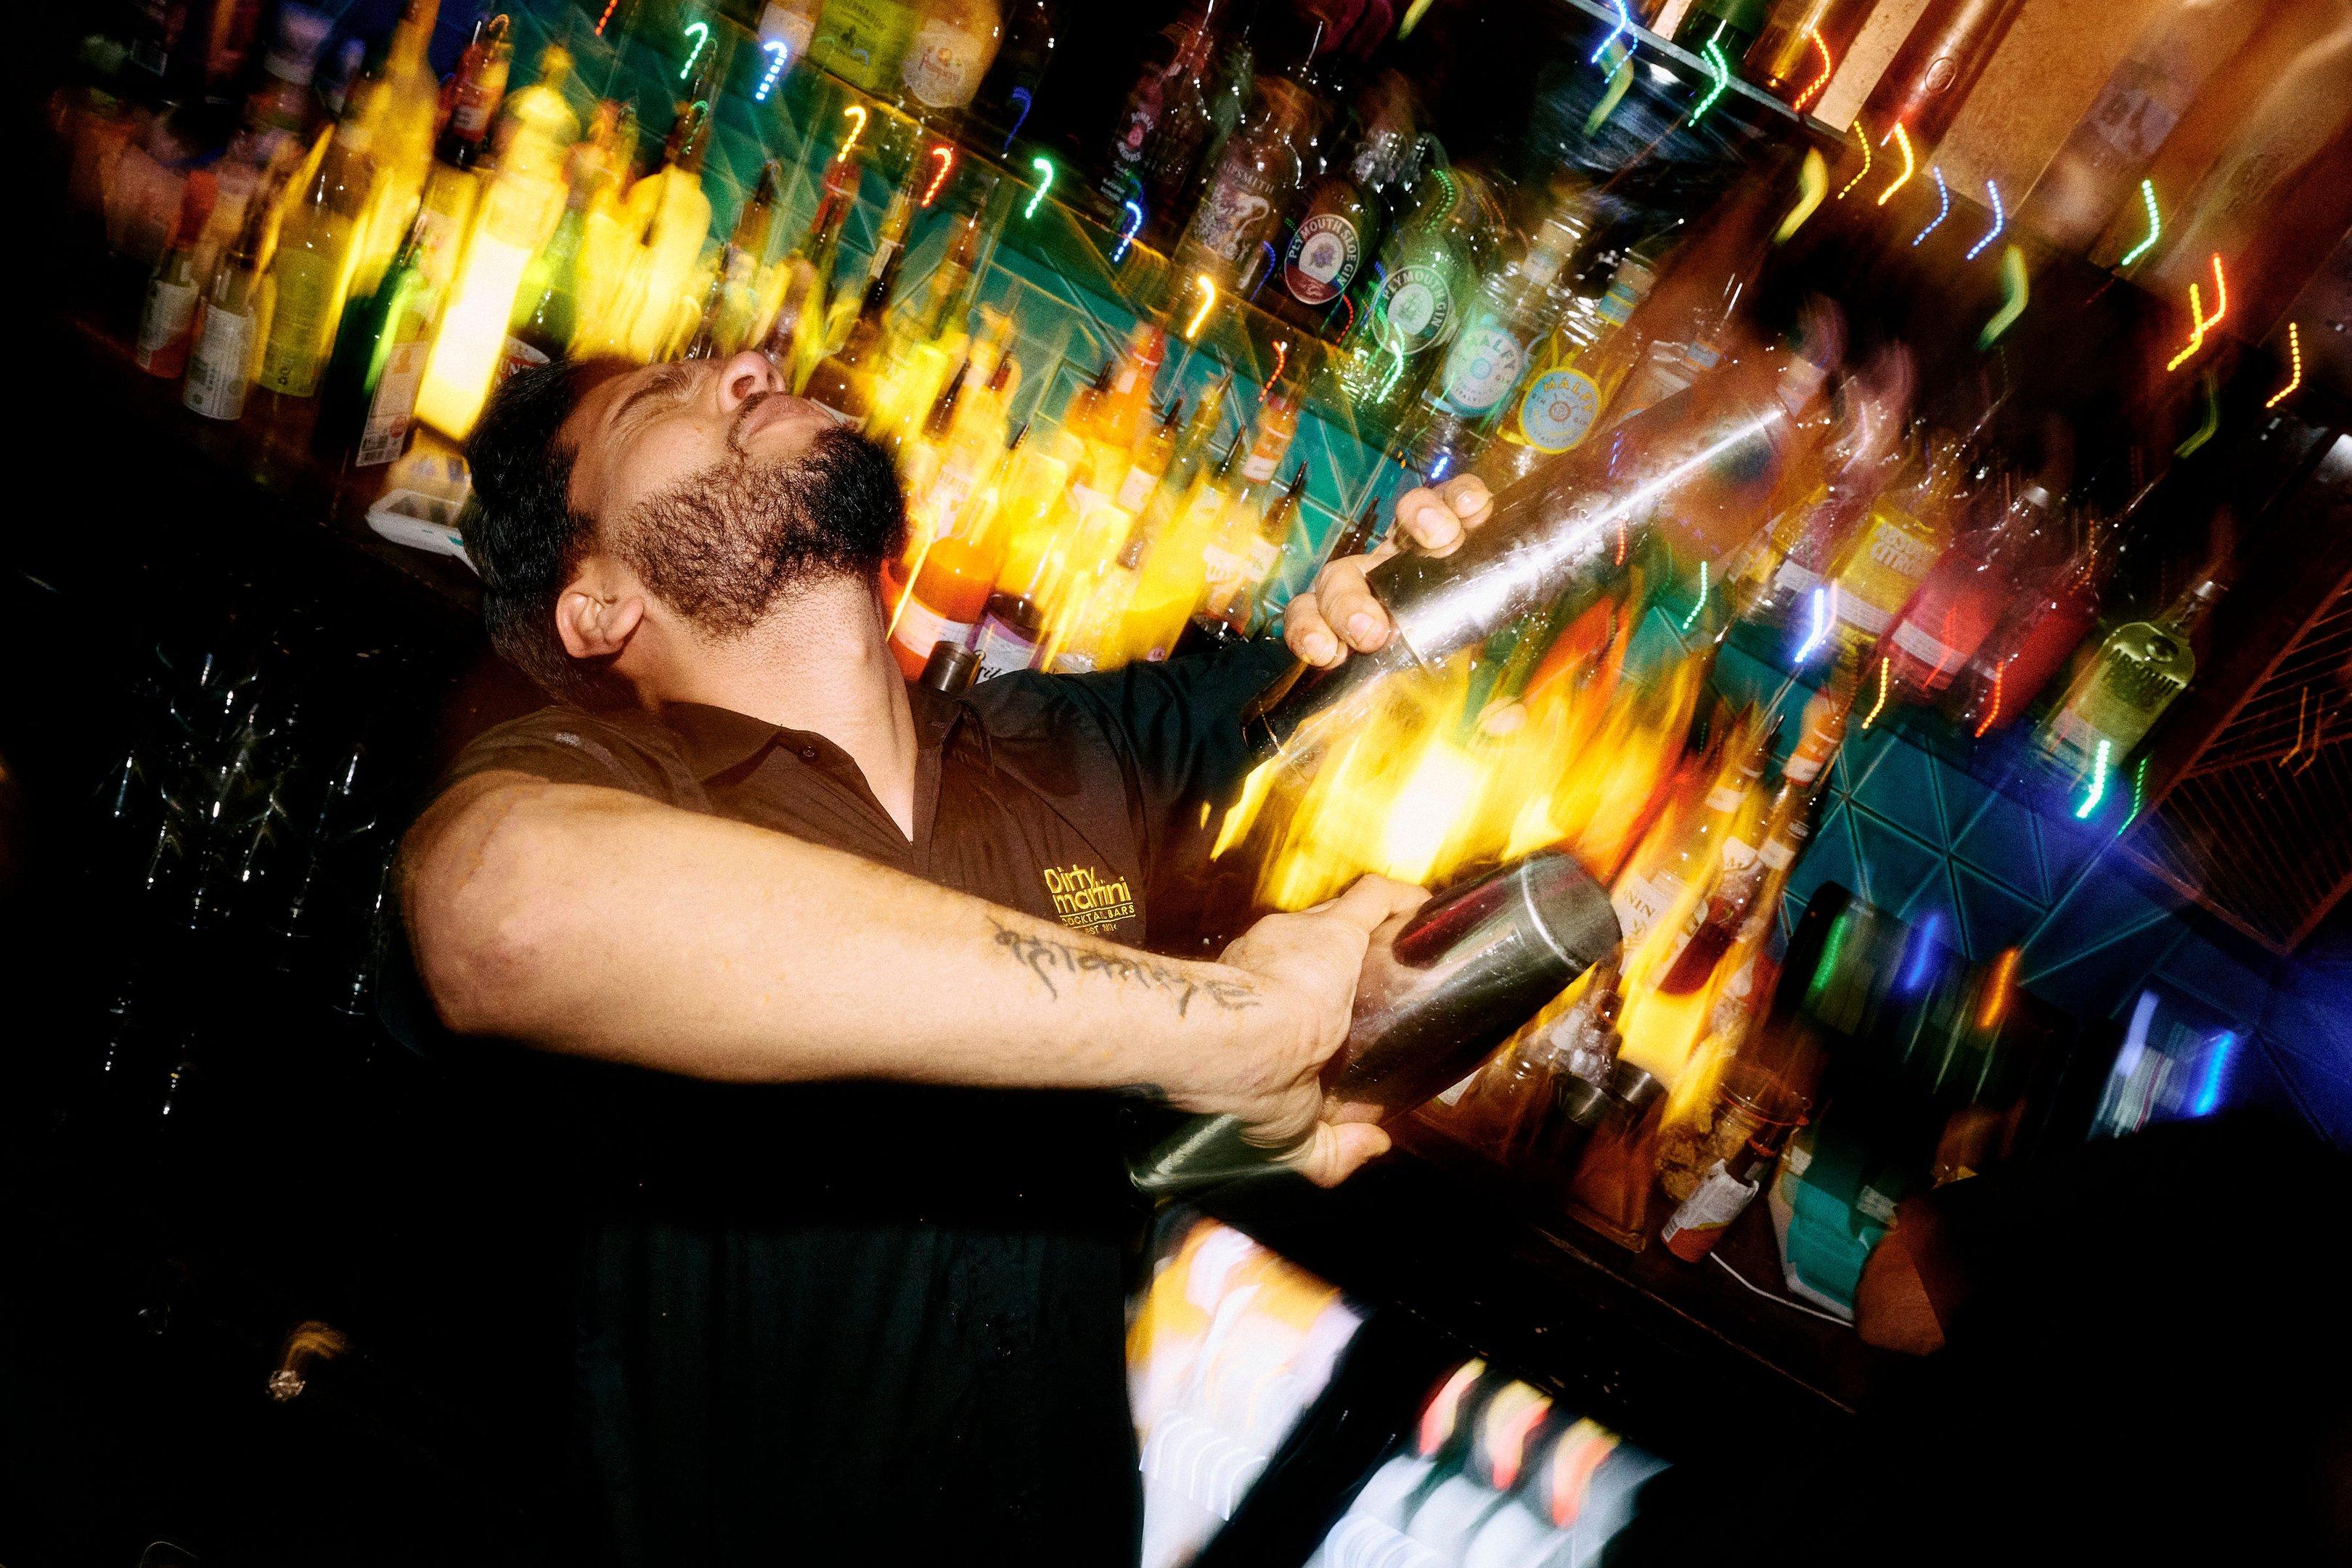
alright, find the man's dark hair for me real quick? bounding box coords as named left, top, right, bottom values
left=462, top=357, right=629, bottom=705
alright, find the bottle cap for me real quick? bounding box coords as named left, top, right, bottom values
left=920, top=642, right=980, bottom=695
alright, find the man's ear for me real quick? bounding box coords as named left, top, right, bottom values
left=555, top=554, right=649, bottom=661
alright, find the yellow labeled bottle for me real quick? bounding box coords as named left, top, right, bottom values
left=1830, top=437, right=1961, bottom=652
left=258, top=108, right=375, bottom=397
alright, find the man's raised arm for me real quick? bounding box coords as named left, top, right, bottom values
left=399, top=771, right=1416, bottom=1185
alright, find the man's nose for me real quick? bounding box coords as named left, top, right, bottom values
left=712, top=350, right=784, bottom=412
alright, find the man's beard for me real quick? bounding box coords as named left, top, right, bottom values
left=616, top=421, right=904, bottom=637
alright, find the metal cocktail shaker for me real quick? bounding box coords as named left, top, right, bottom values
left=1240, top=350, right=1823, bottom=764
left=1130, top=849, right=1624, bottom=1196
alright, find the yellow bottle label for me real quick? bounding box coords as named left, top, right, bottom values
left=258, top=249, right=343, bottom=396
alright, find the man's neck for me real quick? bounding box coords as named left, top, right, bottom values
left=650, top=577, right=920, bottom=838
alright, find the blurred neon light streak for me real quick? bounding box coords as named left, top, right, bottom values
left=2166, top=258, right=2226, bottom=372
left=755, top=41, right=788, bottom=100
left=1114, top=200, right=1144, bottom=263
left=1860, top=656, right=1890, bottom=729
left=1693, top=40, right=1731, bottom=124
left=1836, top=121, right=1872, bottom=198
left=1911, top=166, right=1950, bottom=245
left=1591, top=0, right=1630, bottom=65
left=1775, top=148, right=1829, bottom=242
left=1585, top=45, right=1634, bottom=134
left=679, top=21, right=709, bottom=80
left=1977, top=243, right=2027, bottom=348
left=921, top=145, right=956, bottom=206
left=1875, top=123, right=1914, bottom=206
left=1186, top=274, right=1217, bottom=339
left=2119, top=179, right=2160, bottom=267
left=2266, top=323, right=2303, bottom=409
left=1024, top=155, right=1055, bottom=219
left=2191, top=1032, right=2236, bottom=1116
left=838, top=105, right=868, bottom=160
left=2075, top=737, right=2111, bottom=820
left=1795, top=28, right=1834, bottom=110
left=1965, top=179, right=2004, bottom=260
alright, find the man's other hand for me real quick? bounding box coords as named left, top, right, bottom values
left=1206, top=875, right=1429, bottom=1187
left=1282, top=474, right=1496, bottom=670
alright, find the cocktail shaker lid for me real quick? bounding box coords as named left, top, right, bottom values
left=1609, top=1061, right=1664, bottom=1114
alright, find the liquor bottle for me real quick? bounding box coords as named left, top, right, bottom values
left=1271, top=77, right=1414, bottom=330
left=1880, top=482, right=2055, bottom=701
left=1082, top=324, right=1169, bottom=487
left=616, top=99, right=715, bottom=361
left=1745, top=0, right=1880, bottom=107
left=1116, top=399, right=1185, bottom=516
left=1408, top=213, right=1583, bottom=480
left=679, top=269, right=734, bottom=363
left=1216, top=462, right=1310, bottom=634
left=899, top=0, right=1004, bottom=120
left=408, top=12, right=512, bottom=301
left=1474, top=256, right=1656, bottom=491
left=1197, top=389, right=1302, bottom=610
left=973, top=433, right=1082, bottom=678
left=801, top=264, right=901, bottom=430
left=1327, top=166, right=1498, bottom=432
left=1948, top=534, right=2105, bottom=738
left=2017, top=0, right=2263, bottom=256
left=1171, top=20, right=1328, bottom=293
left=494, top=41, right=581, bottom=187
left=354, top=0, right=441, bottom=298
left=1734, top=350, right=1911, bottom=628
left=1609, top=248, right=1759, bottom=428
left=1125, top=439, right=1243, bottom=663
left=184, top=192, right=274, bottom=421
left=317, top=214, right=437, bottom=464
left=809, top=0, right=922, bottom=94
left=136, top=172, right=219, bottom=379
left=758, top=156, right=859, bottom=390
left=1099, top=1, right=1230, bottom=212
left=757, top=0, right=826, bottom=71
left=1659, top=1140, right=1776, bottom=1261
left=257, top=103, right=376, bottom=398
left=1673, top=0, right=1773, bottom=64
left=1828, top=435, right=1962, bottom=652
left=709, top=162, right=784, bottom=359
left=890, top=409, right=1008, bottom=680
left=1861, top=0, right=2031, bottom=150
left=2035, top=576, right=2224, bottom=779
left=969, top=0, right=1059, bottom=152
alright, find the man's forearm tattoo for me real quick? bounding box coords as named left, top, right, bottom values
left=987, top=918, right=1259, bottom=1016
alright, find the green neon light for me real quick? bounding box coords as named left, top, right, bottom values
left=1978, top=243, right=2028, bottom=349
left=2120, top=179, right=2160, bottom=268
left=1692, top=39, right=1731, bottom=124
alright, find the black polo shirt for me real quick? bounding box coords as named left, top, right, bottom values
left=410, top=638, right=1287, bottom=1568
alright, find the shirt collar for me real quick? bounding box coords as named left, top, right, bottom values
left=658, top=685, right=965, bottom=782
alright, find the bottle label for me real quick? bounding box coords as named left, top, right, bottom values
left=1116, top=465, right=1159, bottom=513
left=499, top=335, right=552, bottom=385
left=972, top=613, right=1042, bottom=682
left=1892, top=618, right=1967, bottom=676
left=1201, top=543, right=1250, bottom=587
left=1834, top=595, right=1892, bottom=638
left=891, top=595, right=974, bottom=671
left=1283, top=212, right=1361, bottom=306
left=1515, top=367, right=1601, bottom=453
left=921, top=462, right=980, bottom=535
left=136, top=279, right=199, bottom=369
left=184, top=306, right=256, bottom=420
left=1661, top=1164, right=1760, bottom=1253
left=1246, top=536, right=1284, bottom=579
left=759, top=2, right=819, bottom=64
left=1722, top=836, right=1759, bottom=870
left=259, top=251, right=342, bottom=396
left=1866, top=520, right=1940, bottom=581
left=1241, top=452, right=1280, bottom=484
left=1612, top=870, right=1684, bottom=943
left=1705, top=783, right=1745, bottom=812
left=1772, top=558, right=1823, bottom=595
left=1371, top=264, right=1453, bottom=354
left=902, top=18, right=989, bottom=108
left=356, top=339, right=429, bottom=467
left=1190, top=161, right=1278, bottom=265
left=1597, top=278, right=1641, bottom=327
left=1436, top=319, right=1527, bottom=417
